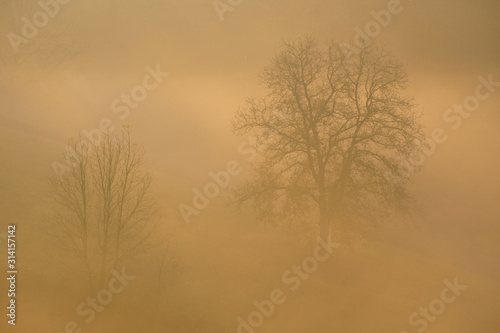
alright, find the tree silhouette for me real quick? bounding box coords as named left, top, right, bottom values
left=232, top=37, right=425, bottom=242
left=48, top=127, right=157, bottom=290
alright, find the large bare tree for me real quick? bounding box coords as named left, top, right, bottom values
left=49, top=127, right=157, bottom=290
left=232, top=37, right=425, bottom=242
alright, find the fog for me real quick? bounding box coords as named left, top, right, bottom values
left=0, top=0, right=499, bottom=332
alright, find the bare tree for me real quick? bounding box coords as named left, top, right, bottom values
left=49, top=127, right=157, bottom=290
left=232, top=37, right=425, bottom=242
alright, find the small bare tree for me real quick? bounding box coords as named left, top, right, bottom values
left=232, top=37, right=425, bottom=242
left=49, top=127, right=157, bottom=290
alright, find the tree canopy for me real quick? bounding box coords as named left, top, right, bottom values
left=232, top=37, right=425, bottom=241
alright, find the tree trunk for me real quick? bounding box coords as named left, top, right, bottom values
left=83, top=245, right=94, bottom=292
left=318, top=198, right=330, bottom=242
left=99, top=235, right=108, bottom=287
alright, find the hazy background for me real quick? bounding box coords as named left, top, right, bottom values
left=0, top=0, right=499, bottom=332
